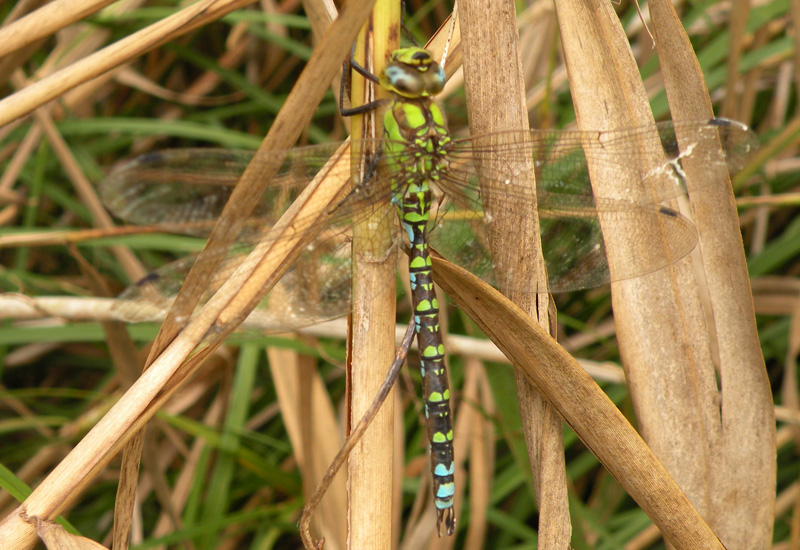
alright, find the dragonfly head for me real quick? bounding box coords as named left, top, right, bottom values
left=380, top=47, right=445, bottom=99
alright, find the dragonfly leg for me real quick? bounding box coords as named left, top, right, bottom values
left=339, top=42, right=385, bottom=117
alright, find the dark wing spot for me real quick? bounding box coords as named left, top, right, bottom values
left=708, top=117, right=732, bottom=127
left=135, top=272, right=161, bottom=287
left=659, top=206, right=679, bottom=218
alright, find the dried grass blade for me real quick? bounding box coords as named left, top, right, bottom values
left=0, top=2, right=378, bottom=547
left=649, top=1, right=775, bottom=547
left=431, top=255, right=727, bottom=549
left=458, top=0, right=568, bottom=545
left=554, top=0, right=730, bottom=547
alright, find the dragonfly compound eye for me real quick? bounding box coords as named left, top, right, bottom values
left=381, top=64, right=425, bottom=97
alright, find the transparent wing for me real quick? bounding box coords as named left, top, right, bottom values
left=102, top=118, right=757, bottom=325
left=102, top=120, right=755, bottom=231
left=100, top=143, right=384, bottom=236
left=430, top=192, right=698, bottom=293
left=111, top=235, right=357, bottom=331
left=445, top=118, right=756, bottom=201
left=429, top=118, right=755, bottom=292
left=101, top=142, right=395, bottom=330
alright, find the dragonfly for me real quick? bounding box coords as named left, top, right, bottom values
left=100, top=47, right=757, bottom=536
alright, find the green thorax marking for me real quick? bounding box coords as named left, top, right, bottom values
left=378, top=48, right=450, bottom=194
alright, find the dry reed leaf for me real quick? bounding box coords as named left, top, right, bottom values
left=36, top=519, right=108, bottom=550
left=0, top=0, right=117, bottom=60
left=647, top=1, right=775, bottom=548
left=719, top=0, right=751, bottom=121
left=460, top=359, right=494, bottom=550
left=0, top=1, right=379, bottom=547
left=0, top=0, right=256, bottom=127
left=431, top=254, right=727, bottom=549
left=552, top=0, right=774, bottom=548
left=269, top=347, right=347, bottom=550
left=783, top=301, right=800, bottom=448
left=458, top=0, right=570, bottom=546
left=72, top=249, right=143, bottom=550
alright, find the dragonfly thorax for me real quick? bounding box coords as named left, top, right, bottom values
left=377, top=48, right=450, bottom=176
left=383, top=97, right=450, bottom=178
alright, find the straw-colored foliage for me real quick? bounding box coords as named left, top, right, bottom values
left=0, top=0, right=791, bottom=548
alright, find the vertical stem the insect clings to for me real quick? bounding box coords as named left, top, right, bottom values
left=347, top=1, right=401, bottom=548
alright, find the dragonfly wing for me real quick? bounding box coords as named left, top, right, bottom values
left=428, top=184, right=697, bottom=293
left=453, top=118, right=757, bottom=202
left=102, top=149, right=256, bottom=233
left=536, top=195, right=697, bottom=292
left=112, top=235, right=356, bottom=331
left=430, top=119, right=757, bottom=293
left=102, top=142, right=410, bottom=332
left=100, top=142, right=400, bottom=240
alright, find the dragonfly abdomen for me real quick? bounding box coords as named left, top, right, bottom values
left=395, top=125, right=455, bottom=530
left=405, top=209, right=456, bottom=535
